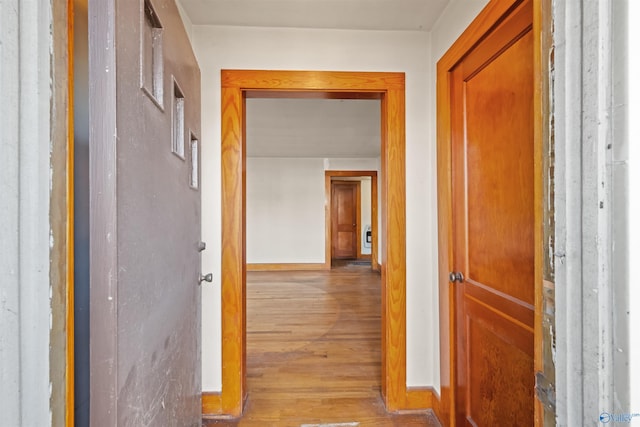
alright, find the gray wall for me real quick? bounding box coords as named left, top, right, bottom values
left=554, top=0, right=631, bottom=424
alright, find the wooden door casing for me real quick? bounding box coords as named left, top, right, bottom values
left=331, top=181, right=360, bottom=260
left=449, top=0, right=535, bottom=425
left=219, top=71, right=406, bottom=416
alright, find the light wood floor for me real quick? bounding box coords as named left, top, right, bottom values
left=203, top=264, right=440, bottom=427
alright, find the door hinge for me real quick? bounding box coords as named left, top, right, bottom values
left=535, top=371, right=556, bottom=412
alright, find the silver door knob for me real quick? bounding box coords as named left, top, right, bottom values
left=199, top=273, right=213, bottom=284
left=449, top=271, right=464, bottom=283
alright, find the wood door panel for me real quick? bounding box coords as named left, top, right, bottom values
left=336, top=232, right=355, bottom=255
left=460, top=2, right=533, bottom=81
left=332, top=182, right=358, bottom=259
left=465, top=299, right=534, bottom=427
left=336, top=188, right=355, bottom=226
left=450, top=0, right=535, bottom=425
left=465, top=29, right=534, bottom=305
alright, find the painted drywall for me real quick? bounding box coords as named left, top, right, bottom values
left=247, top=158, right=375, bottom=264
left=0, top=0, right=52, bottom=424
left=246, top=98, right=381, bottom=158
left=194, top=25, right=436, bottom=390
left=247, top=157, right=326, bottom=264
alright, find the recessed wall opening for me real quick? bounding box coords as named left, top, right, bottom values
left=245, top=98, right=380, bottom=271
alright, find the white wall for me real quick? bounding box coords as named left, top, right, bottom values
left=325, top=157, right=379, bottom=172
left=246, top=159, right=376, bottom=263
left=247, top=157, right=326, bottom=264
left=194, top=25, right=437, bottom=391
left=0, top=0, right=53, bottom=424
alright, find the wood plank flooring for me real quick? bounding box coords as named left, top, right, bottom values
left=203, top=264, right=440, bottom=427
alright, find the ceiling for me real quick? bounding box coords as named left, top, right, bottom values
left=246, top=98, right=381, bottom=158
left=178, top=0, right=450, bottom=32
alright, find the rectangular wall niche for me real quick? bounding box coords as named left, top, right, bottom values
left=141, top=0, right=163, bottom=106
left=190, top=134, right=199, bottom=189
left=172, top=81, right=185, bottom=158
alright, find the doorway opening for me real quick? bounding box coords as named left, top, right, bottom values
left=213, top=70, right=407, bottom=416
left=325, top=171, right=379, bottom=271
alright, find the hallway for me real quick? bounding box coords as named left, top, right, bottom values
left=204, top=266, right=440, bottom=426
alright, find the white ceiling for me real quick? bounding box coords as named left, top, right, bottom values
left=178, top=0, right=450, bottom=32
left=246, top=98, right=381, bottom=158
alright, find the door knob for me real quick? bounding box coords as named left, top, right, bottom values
left=198, top=241, right=207, bottom=252
left=199, top=273, right=213, bottom=285
left=449, top=271, right=464, bottom=283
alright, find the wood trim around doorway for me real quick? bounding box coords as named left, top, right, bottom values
left=325, top=171, right=379, bottom=271
left=532, top=0, right=552, bottom=423
left=65, top=1, right=75, bottom=425
left=436, top=0, right=545, bottom=425
left=212, top=70, right=406, bottom=417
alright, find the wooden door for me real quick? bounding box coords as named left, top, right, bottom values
left=450, top=1, right=534, bottom=425
left=331, top=181, right=359, bottom=259
left=89, top=0, right=202, bottom=425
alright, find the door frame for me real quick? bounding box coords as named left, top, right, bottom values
left=216, top=70, right=406, bottom=416
left=436, top=0, right=548, bottom=425
left=326, top=171, right=379, bottom=270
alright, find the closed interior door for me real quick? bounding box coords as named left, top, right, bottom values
left=450, top=1, right=535, bottom=425
left=332, top=181, right=359, bottom=259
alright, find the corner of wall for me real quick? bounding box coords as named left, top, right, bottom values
left=175, top=0, right=195, bottom=47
